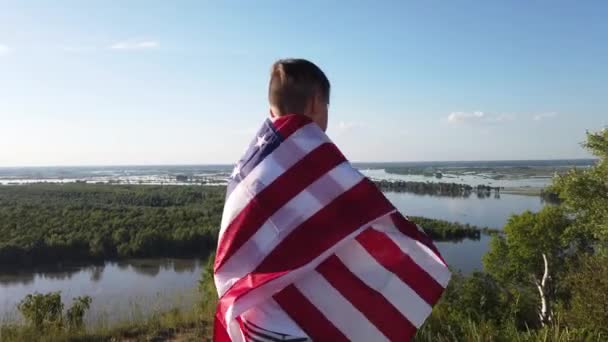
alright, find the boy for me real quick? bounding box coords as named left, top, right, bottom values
left=214, top=59, right=449, bottom=342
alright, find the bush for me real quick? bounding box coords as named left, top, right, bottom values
left=563, top=254, right=608, bottom=332
left=65, top=296, right=92, bottom=331
left=16, top=292, right=92, bottom=333
left=18, top=292, right=64, bottom=330
left=198, top=255, right=217, bottom=325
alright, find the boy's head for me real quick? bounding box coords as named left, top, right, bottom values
left=268, top=59, right=330, bottom=131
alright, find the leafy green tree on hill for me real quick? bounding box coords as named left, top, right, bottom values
left=550, top=128, right=608, bottom=331
left=483, top=206, right=570, bottom=326
left=484, top=128, right=608, bottom=330
left=551, top=128, right=608, bottom=245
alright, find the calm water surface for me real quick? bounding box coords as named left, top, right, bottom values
left=0, top=259, right=202, bottom=324
left=385, top=192, right=544, bottom=229
left=435, top=235, right=493, bottom=274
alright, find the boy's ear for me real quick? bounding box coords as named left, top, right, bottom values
left=311, top=92, right=323, bottom=111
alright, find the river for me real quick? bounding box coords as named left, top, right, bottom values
left=385, top=192, right=544, bottom=229
left=0, top=259, right=201, bottom=324
left=0, top=191, right=545, bottom=323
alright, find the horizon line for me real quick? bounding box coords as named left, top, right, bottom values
left=0, top=157, right=598, bottom=169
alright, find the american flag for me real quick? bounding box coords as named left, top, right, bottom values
left=214, top=114, right=451, bottom=341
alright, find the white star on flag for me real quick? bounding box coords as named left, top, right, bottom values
left=255, top=134, right=268, bottom=148
left=231, top=163, right=241, bottom=179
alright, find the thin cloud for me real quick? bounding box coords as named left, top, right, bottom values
left=110, top=40, right=159, bottom=50
left=447, top=111, right=484, bottom=124
left=533, top=112, right=557, bottom=121
left=447, top=111, right=511, bottom=125
left=0, top=44, right=13, bottom=56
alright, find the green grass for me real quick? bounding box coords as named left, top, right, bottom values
left=0, top=260, right=218, bottom=342
left=0, top=299, right=211, bottom=342
left=4, top=303, right=604, bottom=342
left=416, top=319, right=606, bottom=342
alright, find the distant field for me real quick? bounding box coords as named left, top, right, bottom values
left=382, top=165, right=586, bottom=179
left=353, top=159, right=596, bottom=180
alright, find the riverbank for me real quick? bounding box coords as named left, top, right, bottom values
left=1, top=259, right=217, bottom=342
left=500, top=186, right=541, bottom=196
left=0, top=302, right=206, bottom=342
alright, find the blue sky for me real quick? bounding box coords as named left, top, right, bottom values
left=0, top=1, right=606, bottom=166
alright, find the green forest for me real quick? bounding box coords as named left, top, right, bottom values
left=0, top=128, right=606, bottom=341
left=0, top=180, right=490, bottom=268
left=407, top=216, right=499, bottom=240
left=0, top=184, right=225, bottom=267
left=374, top=179, right=502, bottom=197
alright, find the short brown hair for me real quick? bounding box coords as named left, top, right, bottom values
left=268, top=59, right=330, bottom=116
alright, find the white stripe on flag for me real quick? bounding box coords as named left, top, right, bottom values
left=241, top=298, right=308, bottom=339
left=215, top=161, right=364, bottom=295
left=219, top=123, right=329, bottom=238
left=371, top=218, right=451, bottom=287
left=294, top=270, right=389, bottom=342
left=335, top=239, right=432, bottom=328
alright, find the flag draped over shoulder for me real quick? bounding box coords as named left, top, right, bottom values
left=213, top=114, right=451, bottom=342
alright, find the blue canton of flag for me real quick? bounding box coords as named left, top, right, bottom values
left=227, top=119, right=283, bottom=198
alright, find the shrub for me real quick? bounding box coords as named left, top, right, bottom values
left=17, top=292, right=64, bottom=330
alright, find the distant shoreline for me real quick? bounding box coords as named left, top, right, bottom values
left=0, top=158, right=597, bottom=169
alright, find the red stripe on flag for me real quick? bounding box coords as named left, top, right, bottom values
left=255, top=179, right=394, bottom=273
left=272, top=114, right=312, bottom=139
left=317, top=255, right=417, bottom=341
left=215, top=143, right=346, bottom=271
left=213, top=307, right=232, bottom=342
left=390, top=213, right=446, bottom=264
left=356, top=228, right=445, bottom=306
left=274, top=284, right=349, bottom=342
left=215, top=179, right=394, bottom=323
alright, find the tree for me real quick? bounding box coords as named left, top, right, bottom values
left=551, top=128, right=608, bottom=246
left=483, top=206, right=571, bottom=326
left=548, top=128, right=608, bottom=331
left=484, top=128, right=608, bottom=329
left=446, top=272, right=503, bottom=322
left=562, top=254, right=608, bottom=332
